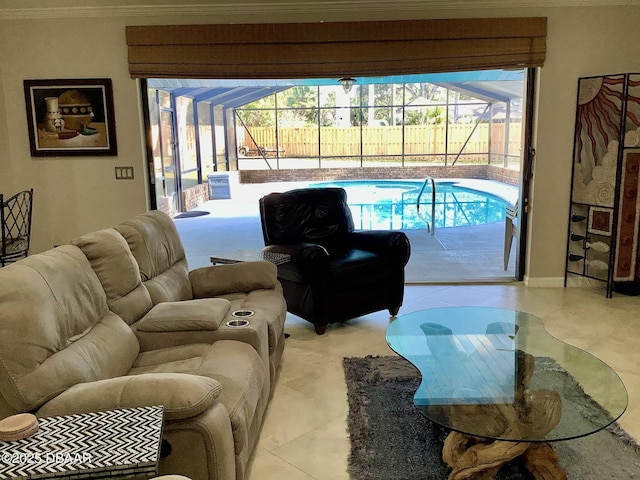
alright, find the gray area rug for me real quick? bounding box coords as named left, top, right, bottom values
left=344, top=355, right=640, bottom=479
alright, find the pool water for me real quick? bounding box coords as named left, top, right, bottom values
left=310, top=180, right=508, bottom=230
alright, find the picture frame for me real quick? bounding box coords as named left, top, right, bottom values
left=589, top=206, right=614, bottom=236
left=23, top=78, right=117, bottom=156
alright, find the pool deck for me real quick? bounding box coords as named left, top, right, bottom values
left=174, top=175, right=518, bottom=283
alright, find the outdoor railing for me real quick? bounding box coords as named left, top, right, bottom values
left=416, top=177, right=436, bottom=235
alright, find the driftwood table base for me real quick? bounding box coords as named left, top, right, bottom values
left=443, top=432, right=568, bottom=480
left=440, top=352, right=567, bottom=480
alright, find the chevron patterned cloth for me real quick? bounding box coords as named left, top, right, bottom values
left=0, top=406, right=163, bottom=479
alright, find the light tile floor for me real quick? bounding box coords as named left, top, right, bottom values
left=247, top=284, right=640, bottom=480
left=175, top=176, right=639, bottom=478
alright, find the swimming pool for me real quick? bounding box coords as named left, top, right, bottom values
left=309, top=180, right=511, bottom=230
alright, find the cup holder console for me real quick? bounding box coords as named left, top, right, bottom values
left=226, top=319, right=250, bottom=327
left=226, top=310, right=254, bottom=327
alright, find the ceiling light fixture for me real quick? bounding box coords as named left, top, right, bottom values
left=339, top=77, right=356, bottom=94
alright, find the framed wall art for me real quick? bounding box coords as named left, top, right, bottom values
left=566, top=73, right=640, bottom=297
left=588, top=206, right=614, bottom=236
left=23, top=78, right=117, bottom=156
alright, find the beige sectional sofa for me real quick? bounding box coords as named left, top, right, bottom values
left=0, top=211, right=287, bottom=480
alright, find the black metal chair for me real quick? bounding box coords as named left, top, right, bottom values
left=259, top=187, right=411, bottom=334
left=1, top=189, right=34, bottom=267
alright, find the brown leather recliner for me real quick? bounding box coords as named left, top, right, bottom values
left=259, top=187, right=411, bottom=335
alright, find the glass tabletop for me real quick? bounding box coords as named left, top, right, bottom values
left=385, top=306, right=628, bottom=442
left=210, top=250, right=291, bottom=265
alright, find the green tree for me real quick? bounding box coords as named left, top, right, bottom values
left=319, top=90, right=337, bottom=126
left=404, top=106, right=445, bottom=125
left=237, top=96, right=275, bottom=127
left=277, top=86, right=318, bottom=126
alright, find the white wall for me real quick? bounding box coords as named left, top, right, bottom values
left=0, top=59, right=13, bottom=196
left=0, top=16, right=148, bottom=249
left=529, top=7, right=640, bottom=282
left=1, top=4, right=639, bottom=282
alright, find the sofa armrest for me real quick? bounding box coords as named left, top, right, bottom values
left=189, top=261, right=277, bottom=298
left=136, top=299, right=231, bottom=332
left=36, top=373, right=221, bottom=421
left=348, top=231, right=411, bottom=266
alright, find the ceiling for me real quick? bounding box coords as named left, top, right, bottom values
left=147, top=69, right=526, bottom=109
left=1, top=1, right=637, bottom=20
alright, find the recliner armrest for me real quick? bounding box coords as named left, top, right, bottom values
left=264, top=243, right=332, bottom=282
left=189, top=261, right=277, bottom=297
left=348, top=231, right=411, bottom=266
left=264, top=242, right=327, bottom=261
left=37, top=373, right=221, bottom=420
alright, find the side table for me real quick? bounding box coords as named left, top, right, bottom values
left=210, top=249, right=290, bottom=266
left=0, top=405, right=164, bottom=480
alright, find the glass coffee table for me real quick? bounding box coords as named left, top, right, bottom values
left=386, top=306, right=628, bottom=480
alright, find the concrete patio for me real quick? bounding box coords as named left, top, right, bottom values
left=173, top=175, right=518, bottom=283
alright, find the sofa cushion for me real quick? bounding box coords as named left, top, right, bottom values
left=73, top=228, right=154, bottom=325
left=329, top=248, right=392, bottom=289
left=130, top=341, right=267, bottom=457
left=0, top=246, right=140, bottom=412
left=136, top=298, right=231, bottom=332
left=189, top=262, right=277, bottom=297
left=37, top=373, right=221, bottom=421
left=115, top=212, right=193, bottom=304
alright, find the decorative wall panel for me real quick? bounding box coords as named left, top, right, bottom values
left=566, top=73, right=640, bottom=297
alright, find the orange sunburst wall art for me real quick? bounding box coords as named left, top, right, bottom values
left=572, top=74, right=640, bottom=209
left=572, top=75, right=625, bottom=208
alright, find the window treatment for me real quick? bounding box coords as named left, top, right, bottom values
left=126, top=17, right=546, bottom=79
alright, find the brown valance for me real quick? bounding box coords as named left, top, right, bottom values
left=126, top=17, right=546, bottom=79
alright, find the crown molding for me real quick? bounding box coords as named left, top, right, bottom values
left=1, top=0, right=639, bottom=20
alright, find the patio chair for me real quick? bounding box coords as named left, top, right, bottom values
left=1, top=189, right=34, bottom=267
left=259, top=187, right=411, bottom=335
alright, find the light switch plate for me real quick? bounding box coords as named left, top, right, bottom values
left=115, top=166, right=134, bottom=180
